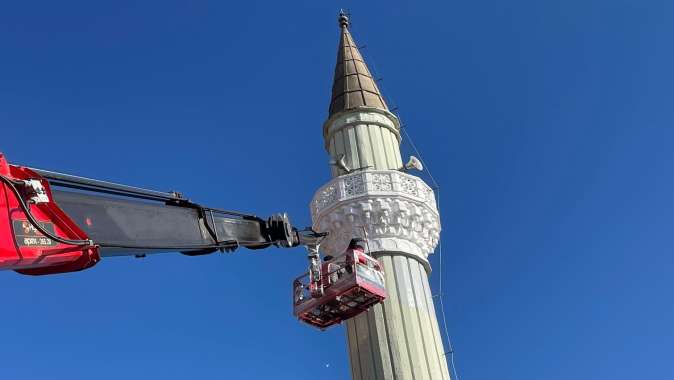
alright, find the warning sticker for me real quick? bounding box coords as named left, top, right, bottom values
left=12, top=220, right=58, bottom=247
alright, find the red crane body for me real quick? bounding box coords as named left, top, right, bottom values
left=0, top=156, right=99, bottom=275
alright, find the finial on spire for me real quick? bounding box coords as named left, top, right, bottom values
left=338, top=9, right=349, bottom=28
left=328, top=9, right=388, bottom=116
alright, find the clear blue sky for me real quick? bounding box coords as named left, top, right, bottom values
left=1, top=1, right=673, bottom=379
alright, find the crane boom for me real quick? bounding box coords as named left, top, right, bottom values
left=0, top=153, right=300, bottom=275
left=0, top=152, right=386, bottom=330
left=36, top=168, right=297, bottom=255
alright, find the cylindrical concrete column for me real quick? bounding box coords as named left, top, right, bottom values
left=324, top=108, right=403, bottom=176
left=346, top=255, right=450, bottom=380
left=312, top=107, right=450, bottom=380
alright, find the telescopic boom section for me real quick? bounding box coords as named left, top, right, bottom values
left=0, top=153, right=300, bottom=276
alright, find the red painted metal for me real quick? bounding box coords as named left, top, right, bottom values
left=293, top=245, right=387, bottom=329
left=0, top=153, right=100, bottom=275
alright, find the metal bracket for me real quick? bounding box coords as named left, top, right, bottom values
left=296, top=229, right=328, bottom=298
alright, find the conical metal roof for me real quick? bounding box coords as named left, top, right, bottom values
left=329, top=13, right=388, bottom=117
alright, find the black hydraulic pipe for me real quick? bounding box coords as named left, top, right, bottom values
left=29, top=167, right=182, bottom=202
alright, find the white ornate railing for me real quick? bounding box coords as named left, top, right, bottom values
left=310, top=170, right=440, bottom=265
left=311, top=170, right=438, bottom=216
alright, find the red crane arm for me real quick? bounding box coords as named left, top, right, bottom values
left=0, top=153, right=299, bottom=276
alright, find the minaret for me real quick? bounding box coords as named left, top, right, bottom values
left=310, top=12, right=450, bottom=380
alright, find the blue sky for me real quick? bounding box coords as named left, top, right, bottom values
left=1, top=1, right=673, bottom=379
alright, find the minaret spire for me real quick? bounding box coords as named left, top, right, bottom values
left=329, top=12, right=388, bottom=117
left=311, top=11, right=450, bottom=380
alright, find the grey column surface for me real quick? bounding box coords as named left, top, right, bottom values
left=345, top=254, right=450, bottom=380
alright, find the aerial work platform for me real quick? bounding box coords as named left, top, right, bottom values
left=293, top=241, right=386, bottom=329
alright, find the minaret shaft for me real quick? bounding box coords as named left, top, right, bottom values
left=347, top=255, right=451, bottom=380
left=311, top=13, right=450, bottom=380
left=324, top=109, right=404, bottom=176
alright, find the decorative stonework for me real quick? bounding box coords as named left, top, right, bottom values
left=400, top=176, right=419, bottom=197
left=372, top=173, right=392, bottom=191
left=315, top=184, right=338, bottom=212
left=312, top=170, right=437, bottom=216
left=344, top=175, right=365, bottom=196
left=311, top=170, right=440, bottom=268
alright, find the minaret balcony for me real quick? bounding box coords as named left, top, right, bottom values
left=310, top=170, right=441, bottom=268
